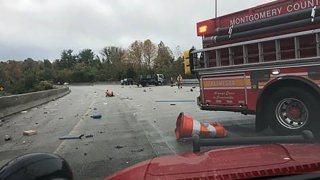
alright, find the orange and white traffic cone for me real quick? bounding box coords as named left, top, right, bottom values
left=175, top=112, right=227, bottom=140
left=106, top=90, right=114, bottom=97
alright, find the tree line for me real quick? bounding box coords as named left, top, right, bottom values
left=0, top=40, right=187, bottom=95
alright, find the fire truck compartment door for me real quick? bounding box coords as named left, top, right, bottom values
left=201, top=74, right=247, bottom=107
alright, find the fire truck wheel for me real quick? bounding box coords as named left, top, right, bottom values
left=266, top=87, right=319, bottom=135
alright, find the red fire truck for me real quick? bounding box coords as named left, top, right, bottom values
left=188, top=0, right=320, bottom=135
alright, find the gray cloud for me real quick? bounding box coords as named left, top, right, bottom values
left=0, top=0, right=274, bottom=60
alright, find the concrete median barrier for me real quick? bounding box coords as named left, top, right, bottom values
left=0, top=87, right=70, bottom=119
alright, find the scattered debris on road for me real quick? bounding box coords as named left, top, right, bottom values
left=35, top=122, right=38, bottom=125
left=91, top=113, right=102, bottom=119
left=143, top=89, right=146, bottom=92
left=85, top=134, right=94, bottom=138
left=43, top=111, right=48, bottom=114
left=190, top=89, right=193, bottom=92
left=93, top=108, right=97, bottom=110
left=4, top=135, right=11, bottom=141
left=99, top=131, right=104, bottom=134
left=21, top=111, right=28, bottom=114
left=59, top=117, right=64, bottom=120
left=170, top=104, right=176, bottom=106
left=192, top=86, right=196, bottom=89
left=23, top=130, right=37, bottom=136
left=103, top=102, right=108, bottom=105
left=131, top=148, right=144, bottom=153
left=115, top=145, right=124, bottom=149
left=59, top=134, right=84, bottom=140
left=22, top=141, right=26, bottom=144
left=84, top=153, right=87, bottom=156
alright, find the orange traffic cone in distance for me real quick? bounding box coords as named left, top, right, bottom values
left=106, top=90, right=114, bottom=97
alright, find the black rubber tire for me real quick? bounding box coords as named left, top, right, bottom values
left=265, top=87, right=319, bottom=135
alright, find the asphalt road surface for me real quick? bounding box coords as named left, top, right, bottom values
left=0, top=85, right=274, bottom=180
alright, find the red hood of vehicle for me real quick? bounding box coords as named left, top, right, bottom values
left=107, top=144, right=320, bottom=180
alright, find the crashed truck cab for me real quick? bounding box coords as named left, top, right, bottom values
left=189, top=0, right=320, bottom=135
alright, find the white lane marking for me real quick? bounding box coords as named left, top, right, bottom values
left=53, top=100, right=96, bottom=154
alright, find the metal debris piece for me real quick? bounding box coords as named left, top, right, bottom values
left=59, top=117, right=64, bottom=119
left=59, top=134, right=84, bottom=140
left=190, top=89, right=193, bottom=92
left=84, top=153, right=87, bottom=156
left=91, top=113, right=102, bottom=119
left=93, top=108, right=97, bottom=110
left=43, top=112, right=48, bottom=114
left=23, top=130, right=37, bottom=136
left=4, top=135, right=11, bottom=141
left=143, top=89, right=146, bottom=92
left=170, top=104, right=176, bottom=106
left=115, top=145, right=123, bottom=149
left=21, top=111, right=28, bottom=114
left=85, top=134, right=94, bottom=138
left=131, top=148, right=144, bottom=153
left=103, top=103, right=108, bottom=105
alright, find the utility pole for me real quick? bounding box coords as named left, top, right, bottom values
left=215, top=0, right=217, bottom=18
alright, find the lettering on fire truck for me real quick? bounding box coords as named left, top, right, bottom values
left=230, top=0, right=320, bottom=26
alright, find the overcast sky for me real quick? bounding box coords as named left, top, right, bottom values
left=0, top=0, right=275, bottom=61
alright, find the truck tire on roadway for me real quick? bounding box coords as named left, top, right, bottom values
left=265, top=87, right=319, bottom=135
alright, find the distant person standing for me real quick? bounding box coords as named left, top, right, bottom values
left=177, top=74, right=183, bottom=89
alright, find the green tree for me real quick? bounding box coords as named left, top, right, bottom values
left=78, top=49, right=95, bottom=64
left=60, top=49, right=77, bottom=68
left=154, top=41, right=174, bottom=73
left=143, top=39, right=157, bottom=72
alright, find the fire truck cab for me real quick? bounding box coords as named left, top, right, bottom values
left=190, top=0, right=320, bottom=135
